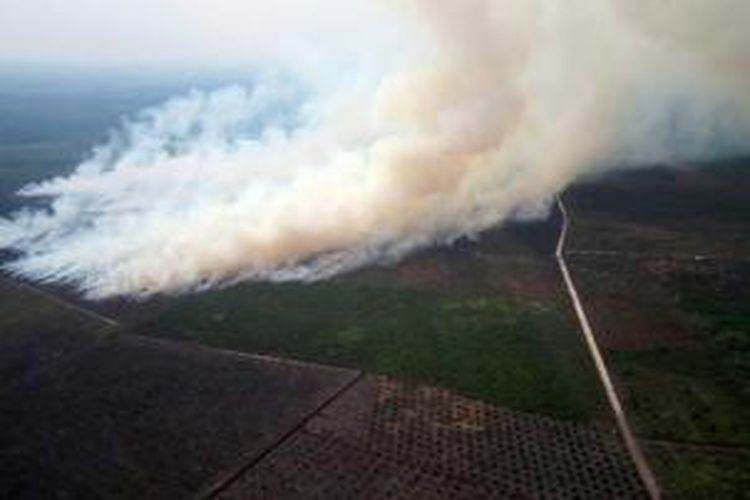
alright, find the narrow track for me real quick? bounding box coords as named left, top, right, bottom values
left=197, top=370, right=366, bottom=499
left=555, top=195, right=661, bottom=500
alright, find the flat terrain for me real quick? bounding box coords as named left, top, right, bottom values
left=0, top=276, right=360, bottom=498
left=218, top=376, right=644, bottom=499
left=566, top=159, right=750, bottom=499
left=0, top=70, right=609, bottom=423
left=0, top=73, right=641, bottom=497
left=566, top=159, right=750, bottom=258
left=0, top=274, right=645, bottom=498
left=93, top=214, right=609, bottom=424
left=0, top=68, right=256, bottom=212
left=2, top=73, right=748, bottom=497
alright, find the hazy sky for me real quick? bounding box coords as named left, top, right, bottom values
left=0, top=0, right=403, bottom=68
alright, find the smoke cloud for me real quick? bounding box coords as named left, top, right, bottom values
left=1, top=0, right=749, bottom=298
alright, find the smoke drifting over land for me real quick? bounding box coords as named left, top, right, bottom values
left=1, top=0, right=749, bottom=298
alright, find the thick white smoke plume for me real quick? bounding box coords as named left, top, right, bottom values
left=1, top=0, right=749, bottom=298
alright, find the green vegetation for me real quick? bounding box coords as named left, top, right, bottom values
left=148, top=281, right=607, bottom=421
left=647, top=446, right=750, bottom=500
left=567, top=161, right=750, bottom=498
left=673, top=269, right=750, bottom=388
left=613, top=350, right=749, bottom=445
left=612, top=266, right=750, bottom=446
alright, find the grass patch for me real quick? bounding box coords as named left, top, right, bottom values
left=611, top=264, right=750, bottom=445
left=613, top=350, right=750, bottom=445
left=647, top=446, right=750, bottom=500
left=671, top=268, right=750, bottom=387
left=146, top=281, right=607, bottom=422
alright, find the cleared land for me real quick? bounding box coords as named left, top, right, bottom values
left=0, top=277, right=361, bottom=498
left=0, top=271, right=646, bottom=498
left=566, top=159, right=750, bottom=499
left=218, top=376, right=645, bottom=499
